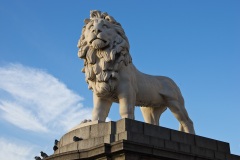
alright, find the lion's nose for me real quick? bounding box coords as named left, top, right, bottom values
left=92, top=27, right=102, bottom=35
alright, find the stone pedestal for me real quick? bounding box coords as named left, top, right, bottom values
left=46, top=119, right=240, bottom=160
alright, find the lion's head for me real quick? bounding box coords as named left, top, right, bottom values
left=77, top=10, right=132, bottom=97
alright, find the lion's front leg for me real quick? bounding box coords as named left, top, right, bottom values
left=92, top=93, right=112, bottom=121
left=118, top=87, right=136, bottom=119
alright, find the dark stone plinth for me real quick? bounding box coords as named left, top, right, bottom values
left=46, top=119, right=240, bottom=160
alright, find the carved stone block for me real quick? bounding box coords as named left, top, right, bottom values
left=46, top=119, right=240, bottom=160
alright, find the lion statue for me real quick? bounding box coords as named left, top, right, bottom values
left=77, top=10, right=195, bottom=134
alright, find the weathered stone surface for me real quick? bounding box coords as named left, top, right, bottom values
left=191, top=146, right=215, bottom=159
left=116, top=119, right=143, bottom=134
left=117, top=131, right=150, bottom=146
left=68, top=120, right=103, bottom=132
left=217, top=141, right=230, bottom=153
left=149, top=137, right=164, bottom=148
left=90, top=121, right=116, bottom=138
left=171, top=130, right=195, bottom=145
left=86, top=144, right=110, bottom=158
left=48, top=119, right=239, bottom=160
left=195, top=135, right=217, bottom=151
left=121, top=140, right=153, bottom=155
left=104, top=134, right=115, bottom=143
left=78, top=10, right=195, bottom=134
left=152, top=148, right=181, bottom=160
left=47, top=150, right=80, bottom=160
left=226, top=154, right=240, bottom=160
left=112, top=153, right=140, bottom=160
left=59, top=142, right=77, bottom=154
left=144, top=123, right=171, bottom=140
left=214, top=151, right=226, bottom=160
left=75, top=125, right=91, bottom=139
left=60, top=129, right=77, bottom=147
left=165, top=140, right=179, bottom=151
left=179, top=143, right=191, bottom=153
left=78, top=138, right=94, bottom=149
left=59, top=126, right=90, bottom=147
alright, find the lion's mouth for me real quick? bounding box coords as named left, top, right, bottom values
left=90, top=38, right=108, bottom=49
left=90, top=38, right=107, bottom=43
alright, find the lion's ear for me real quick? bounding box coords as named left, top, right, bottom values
left=84, top=19, right=90, bottom=25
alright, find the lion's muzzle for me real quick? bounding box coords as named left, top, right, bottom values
left=91, top=38, right=108, bottom=49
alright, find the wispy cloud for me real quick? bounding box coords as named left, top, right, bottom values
left=0, top=137, right=37, bottom=160
left=0, top=101, right=48, bottom=132
left=0, top=64, right=92, bottom=133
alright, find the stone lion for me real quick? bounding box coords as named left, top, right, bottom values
left=77, top=10, right=195, bottom=134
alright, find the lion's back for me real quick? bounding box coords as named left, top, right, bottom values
left=156, top=75, right=184, bottom=103
left=136, top=72, right=184, bottom=106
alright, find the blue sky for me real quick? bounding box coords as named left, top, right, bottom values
left=0, top=0, right=239, bottom=159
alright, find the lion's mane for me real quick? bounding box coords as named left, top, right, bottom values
left=77, top=10, right=132, bottom=97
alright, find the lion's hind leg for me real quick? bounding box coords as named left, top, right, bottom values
left=140, top=106, right=167, bottom=126
left=167, top=100, right=195, bottom=134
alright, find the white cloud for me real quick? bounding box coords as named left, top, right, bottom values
left=0, top=64, right=92, bottom=133
left=0, top=101, right=48, bottom=132
left=0, top=137, right=36, bottom=160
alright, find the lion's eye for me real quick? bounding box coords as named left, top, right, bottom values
left=105, top=17, right=111, bottom=22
